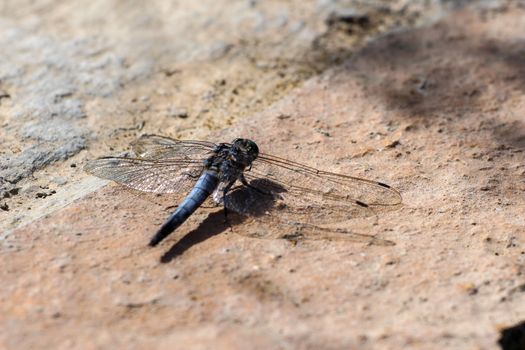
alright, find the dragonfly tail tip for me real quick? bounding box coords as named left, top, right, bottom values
left=148, top=235, right=163, bottom=247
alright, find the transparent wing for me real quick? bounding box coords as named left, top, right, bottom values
left=132, top=134, right=216, bottom=160
left=85, top=135, right=218, bottom=194
left=223, top=153, right=401, bottom=245
left=247, top=153, right=402, bottom=208
left=84, top=157, right=205, bottom=194
left=224, top=183, right=395, bottom=246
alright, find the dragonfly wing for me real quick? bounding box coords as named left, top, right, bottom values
left=222, top=152, right=401, bottom=245
left=223, top=149, right=401, bottom=224
left=223, top=181, right=391, bottom=245
left=247, top=153, right=402, bottom=208
left=84, top=157, right=204, bottom=194
left=132, top=134, right=216, bottom=160
left=223, top=186, right=391, bottom=245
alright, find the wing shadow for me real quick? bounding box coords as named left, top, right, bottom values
left=160, top=178, right=285, bottom=263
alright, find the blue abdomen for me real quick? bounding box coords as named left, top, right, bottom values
left=149, top=171, right=219, bottom=246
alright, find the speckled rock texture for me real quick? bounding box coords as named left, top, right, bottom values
left=1, top=1, right=524, bottom=349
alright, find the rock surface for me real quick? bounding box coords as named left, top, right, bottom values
left=1, top=1, right=524, bottom=349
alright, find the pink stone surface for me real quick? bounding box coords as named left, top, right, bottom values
left=1, top=3, right=524, bottom=350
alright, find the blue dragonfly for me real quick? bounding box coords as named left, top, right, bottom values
left=85, top=135, right=401, bottom=246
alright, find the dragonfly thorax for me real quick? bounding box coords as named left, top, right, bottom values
left=204, top=139, right=259, bottom=182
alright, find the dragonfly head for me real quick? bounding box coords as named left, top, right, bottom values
left=231, top=138, right=259, bottom=165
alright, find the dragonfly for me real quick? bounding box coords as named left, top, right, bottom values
left=84, top=135, right=402, bottom=246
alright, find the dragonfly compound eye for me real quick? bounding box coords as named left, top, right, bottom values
left=246, top=140, right=259, bottom=157
left=232, top=139, right=259, bottom=158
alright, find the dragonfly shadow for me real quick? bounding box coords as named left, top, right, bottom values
left=160, top=178, right=285, bottom=263
left=224, top=178, right=287, bottom=218
left=160, top=209, right=229, bottom=263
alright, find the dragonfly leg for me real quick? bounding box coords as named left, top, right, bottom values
left=223, top=206, right=234, bottom=232
left=222, top=180, right=236, bottom=230
left=239, top=174, right=272, bottom=196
